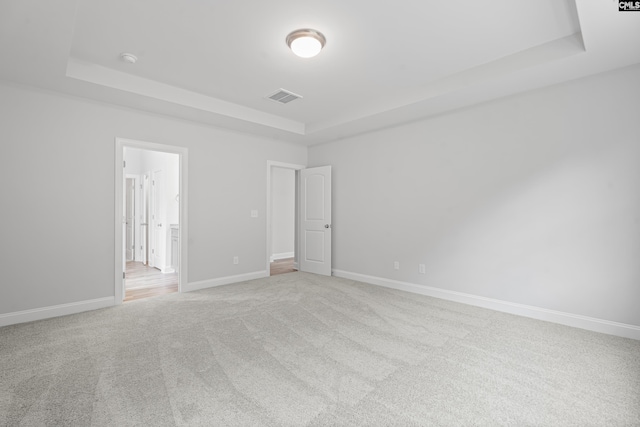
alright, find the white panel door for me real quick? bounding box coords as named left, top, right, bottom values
left=141, top=173, right=150, bottom=264
left=299, top=166, right=332, bottom=276
left=125, top=178, right=135, bottom=261
left=150, top=170, right=164, bottom=268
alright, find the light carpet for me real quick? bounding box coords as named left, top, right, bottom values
left=1, top=272, right=639, bottom=426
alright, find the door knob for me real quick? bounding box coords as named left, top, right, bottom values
left=324, top=224, right=331, bottom=229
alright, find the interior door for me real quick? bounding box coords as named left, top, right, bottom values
left=150, top=170, right=164, bottom=268
left=141, top=173, right=150, bottom=264
left=125, top=178, right=135, bottom=261
left=299, top=166, right=332, bottom=276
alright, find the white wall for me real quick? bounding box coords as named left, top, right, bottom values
left=270, top=167, right=295, bottom=260
left=2, top=63, right=638, bottom=333
left=0, top=82, right=306, bottom=315
left=308, top=63, right=640, bottom=328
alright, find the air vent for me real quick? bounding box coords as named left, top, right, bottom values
left=266, top=88, right=302, bottom=104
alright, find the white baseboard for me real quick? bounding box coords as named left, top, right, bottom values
left=332, top=269, right=640, bottom=341
left=185, top=270, right=269, bottom=292
left=161, top=267, right=175, bottom=274
left=270, top=252, right=295, bottom=263
left=0, top=297, right=115, bottom=328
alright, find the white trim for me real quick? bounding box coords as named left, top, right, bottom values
left=266, top=161, right=305, bottom=275
left=0, top=297, right=115, bottom=328
left=184, top=270, right=268, bottom=293
left=270, top=252, right=295, bottom=262
left=116, top=138, right=188, bottom=304
left=332, top=269, right=640, bottom=341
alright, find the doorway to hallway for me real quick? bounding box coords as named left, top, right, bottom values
left=268, top=163, right=299, bottom=276
left=116, top=138, right=188, bottom=304
left=266, top=161, right=333, bottom=277
left=123, top=147, right=180, bottom=301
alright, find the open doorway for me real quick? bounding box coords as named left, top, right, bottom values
left=267, top=162, right=333, bottom=277
left=270, top=166, right=296, bottom=275
left=267, top=161, right=304, bottom=276
left=123, top=148, right=180, bottom=301
left=115, top=138, right=188, bottom=304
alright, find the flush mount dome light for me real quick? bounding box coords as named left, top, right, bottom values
left=286, top=29, right=326, bottom=58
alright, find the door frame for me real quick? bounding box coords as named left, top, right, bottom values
left=115, top=138, right=188, bottom=303
left=266, top=161, right=305, bottom=274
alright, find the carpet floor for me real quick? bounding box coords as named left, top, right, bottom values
left=1, top=272, right=639, bottom=426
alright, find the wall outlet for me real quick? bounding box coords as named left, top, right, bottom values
left=419, top=264, right=426, bottom=274
left=394, top=261, right=400, bottom=270
left=233, top=256, right=239, bottom=265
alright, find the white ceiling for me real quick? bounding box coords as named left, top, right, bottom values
left=1, top=1, right=639, bottom=145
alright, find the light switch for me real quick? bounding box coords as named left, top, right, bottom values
left=251, top=210, right=258, bottom=218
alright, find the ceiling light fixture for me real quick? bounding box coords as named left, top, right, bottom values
left=120, top=53, right=138, bottom=64
left=286, top=29, right=326, bottom=58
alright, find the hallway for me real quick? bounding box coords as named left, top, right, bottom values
left=270, top=258, right=296, bottom=276
left=124, top=261, right=178, bottom=302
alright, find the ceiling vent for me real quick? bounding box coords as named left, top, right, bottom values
left=266, top=88, right=302, bottom=104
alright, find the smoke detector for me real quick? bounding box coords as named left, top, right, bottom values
left=120, top=53, right=138, bottom=64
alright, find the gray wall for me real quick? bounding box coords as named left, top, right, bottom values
left=308, top=64, right=640, bottom=327
left=2, top=63, right=639, bottom=329
left=0, top=82, right=306, bottom=314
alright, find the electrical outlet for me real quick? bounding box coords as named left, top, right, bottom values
left=233, top=256, right=239, bottom=265
left=419, top=264, right=426, bottom=274
left=394, top=261, right=400, bottom=270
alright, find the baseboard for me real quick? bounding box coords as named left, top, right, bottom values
left=332, top=269, right=640, bottom=341
left=270, top=252, right=295, bottom=263
left=0, top=297, right=115, bottom=328
left=185, top=270, right=269, bottom=292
